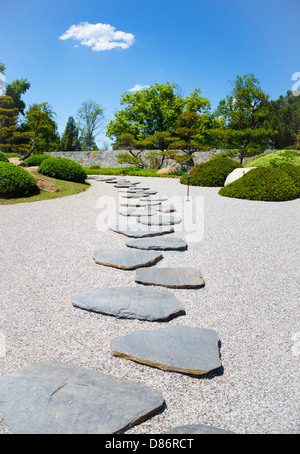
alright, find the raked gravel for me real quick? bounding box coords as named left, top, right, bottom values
left=0, top=176, right=299, bottom=434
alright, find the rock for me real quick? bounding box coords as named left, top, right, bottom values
left=164, top=424, right=234, bottom=434
left=109, top=224, right=174, bottom=237
left=71, top=287, right=185, bottom=321
left=138, top=214, right=182, bottom=226
left=25, top=169, right=59, bottom=192
left=120, top=201, right=162, bottom=207
left=155, top=204, right=176, bottom=213
left=121, top=193, right=149, bottom=198
left=119, top=208, right=157, bottom=217
left=0, top=361, right=164, bottom=434
left=141, top=196, right=168, bottom=202
left=8, top=157, right=27, bottom=167
left=93, top=249, right=163, bottom=269
left=224, top=167, right=257, bottom=186
left=156, top=168, right=178, bottom=174
left=126, top=237, right=187, bottom=251
left=135, top=267, right=205, bottom=288
left=111, top=326, right=221, bottom=376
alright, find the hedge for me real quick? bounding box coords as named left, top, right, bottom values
left=0, top=162, right=38, bottom=198
left=38, top=157, right=87, bottom=183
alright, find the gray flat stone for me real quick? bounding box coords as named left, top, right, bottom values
left=120, top=201, right=162, bottom=207
left=111, top=326, right=221, bottom=376
left=126, top=237, right=188, bottom=251
left=138, top=214, right=182, bottom=225
left=119, top=208, right=157, bottom=217
left=135, top=267, right=205, bottom=288
left=121, top=193, right=149, bottom=199
left=72, top=287, right=185, bottom=321
left=164, top=424, right=234, bottom=434
left=109, top=224, right=174, bottom=237
left=141, top=196, right=168, bottom=202
left=155, top=204, right=176, bottom=213
left=93, top=249, right=163, bottom=269
left=0, top=361, right=164, bottom=434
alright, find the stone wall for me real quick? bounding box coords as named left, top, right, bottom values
left=45, top=149, right=273, bottom=168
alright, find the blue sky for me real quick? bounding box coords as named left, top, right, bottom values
left=1, top=0, right=299, bottom=148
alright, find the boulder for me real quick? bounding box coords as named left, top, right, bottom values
left=224, top=167, right=256, bottom=186
left=156, top=168, right=178, bottom=174
left=8, top=157, right=27, bottom=167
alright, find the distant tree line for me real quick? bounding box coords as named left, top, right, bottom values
left=1, top=60, right=300, bottom=166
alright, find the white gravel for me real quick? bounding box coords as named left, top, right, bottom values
left=0, top=176, right=299, bottom=434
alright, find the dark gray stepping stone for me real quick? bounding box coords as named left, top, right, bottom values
left=126, top=237, right=187, bottom=251
left=111, top=326, right=221, bottom=376
left=138, top=214, right=182, bottom=226
left=93, top=249, right=163, bottom=270
left=0, top=361, right=164, bottom=434
left=119, top=208, right=157, bottom=217
left=164, top=424, right=234, bottom=434
left=72, top=287, right=185, bottom=321
left=109, top=224, right=174, bottom=237
left=135, top=267, right=205, bottom=288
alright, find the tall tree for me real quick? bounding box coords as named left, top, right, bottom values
left=0, top=95, right=20, bottom=153
left=6, top=79, right=31, bottom=116
left=209, top=74, right=276, bottom=164
left=21, top=102, right=60, bottom=158
left=76, top=100, right=104, bottom=151
left=60, top=116, right=82, bottom=151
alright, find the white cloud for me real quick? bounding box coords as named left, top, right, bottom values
left=129, top=84, right=150, bottom=92
left=59, top=22, right=135, bottom=51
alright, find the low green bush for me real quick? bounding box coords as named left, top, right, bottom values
left=218, top=167, right=300, bottom=201
left=180, top=156, right=242, bottom=187
left=0, top=152, right=9, bottom=162
left=0, top=162, right=38, bottom=198
left=245, top=150, right=300, bottom=168
left=38, top=157, right=87, bottom=183
left=25, top=154, right=51, bottom=166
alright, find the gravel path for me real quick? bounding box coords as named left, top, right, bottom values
left=0, top=176, right=299, bottom=434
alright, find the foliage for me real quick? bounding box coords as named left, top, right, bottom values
left=245, top=150, right=300, bottom=168
left=76, top=100, right=104, bottom=151
left=38, top=157, right=87, bottom=183
left=180, top=156, right=242, bottom=186
left=60, top=116, right=82, bottom=151
left=20, top=102, right=60, bottom=158
left=265, top=91, right=300, bottom=149
left=209, top=74, right=275, bottom=164
left=84, top=166, right=184, bottom=178
left=24, top=154, right=51, bottom=166
left=0, top=95, right=21, bottom=154
left=0, top=151, right=9, bottom=162
left=0, top=162, right=38, bottom=197
left=218, top=167, right=300, bottom=201
left=6, top=79, right=31, bottom=115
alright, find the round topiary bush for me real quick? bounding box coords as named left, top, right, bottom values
left=38, top=157, right=87, bottom=183
left=0, top=162, right=38, bottom=198
left=24, top=154, right=51, bottom=167
left=218, top=167, right=300, bottom=201
left=180, top=156, right=242, bottom=187
left=0, top=151, right=9, bottom=162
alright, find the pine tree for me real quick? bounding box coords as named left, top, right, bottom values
left=60, top=116, right=82, bottom=151
left=0, top=95, right=21, bottom=153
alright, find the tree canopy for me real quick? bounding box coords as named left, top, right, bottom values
left=76, top=100, right=104, bottom=151
left=60, top=116, right=82, bottom=151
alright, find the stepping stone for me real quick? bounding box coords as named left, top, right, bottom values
left=155, top=204, right=176, bottom=213
left=71, top=287, right=185, bottom=321
left=164, top=424, right=234, bottom=434
left=135, top=267, right=205, bottom=288
left=120, top=201, right=162, bottom=207
left=126, top=237, right=188, bottom=251
left=119, top=208, right=157, bottom=217
left=109, top=224, right=174, bottom=238
left=138, top=214, right=182, bottom=226
left=93, top=249, right=163, bottom=270
left=141, top=196, right=168, bottom=202
left=0, top=361, right=164, bottom=434
left=121, top=193, right=149, bottom=199
left=111, top=326, right=221, bottom=376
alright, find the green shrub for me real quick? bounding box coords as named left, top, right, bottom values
left=245, top=150, right=300, bottom=168
left=218, top=167, right=300, bottom=201
left=3, top=153, right=22, bottom=158
left=38, top=157, right=87, bottom=183
left=0, top=152, right=9, bottom=162
left=25, top=154, right=51, bottom=166
left=0, top=162, right=38, bottom=198
left=180, top=156, right=242, bottom=187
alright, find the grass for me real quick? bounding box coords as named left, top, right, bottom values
left=84, top=166, right=185, bottom=178
left=245, top=150, right=300, bottom=168
left=0, top=171, right=90, bottom=205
